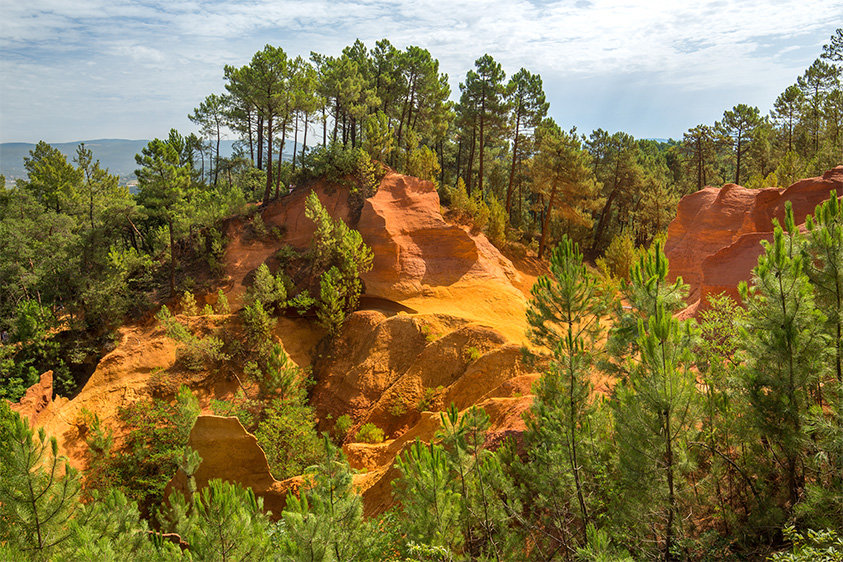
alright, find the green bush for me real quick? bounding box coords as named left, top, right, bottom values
left=305, top=192, right=374, bottom=333
left=487, top=196, right=507, bottom=246
left=333, top=414, right=353, bottom=443
left=295, top=141, right=361, bottom=186
left=417, top=387, right=439, bottom=412
left=214, top=289, right=230, bottom=315
left=242, top=301, right=277, bottom=355
left=354, top=422, right=385, bottom=444
left=87, top=387, right=199, bottom=513
left=251, top=213, right=268, bottom=238
left=255, top=398, right=324, bottom=480
left=448, top=179, right=490, bottom=232
left=769, top=526, right=843, bottom=561
left=597, top=231, right=639, bottom=281
left=245, top=263, right=287, bottom=312
left=181, top=290, right=199, bottom=316
left=156, top=305, right=229, bottom=371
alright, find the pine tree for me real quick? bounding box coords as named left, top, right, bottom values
left=505, top=68, right=548, bottom=217
left=0, top=410, right=81, bottom=561
left=716, top=104, right=762, bottom=186
left=531, top=120, right=600, bottom=258
left=185, top=479, right=272, bottom=561
left=611, top=303, right=699, bottom=560
left=738, top=202, right=829, bottom=509
left=394, top=438, right=463, bottom=551
left=524, top=235, right=609, bottom=549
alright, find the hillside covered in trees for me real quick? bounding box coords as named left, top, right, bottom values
left=1, top=29, right=842, bottom=562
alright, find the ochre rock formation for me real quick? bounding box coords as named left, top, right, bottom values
left=312, top=309, right=536, bottom=515
left=665, top=166, right=843, bottom=316
left=166, top=416, right=298, bottom=517
left=10, top=370, right=65, bottom=429
left=224, top=172, right=531, bottom=343
left=11, top=170, right=542, bottom=519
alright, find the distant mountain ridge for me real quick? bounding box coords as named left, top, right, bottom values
left=1, top=138, right=299, bottom=185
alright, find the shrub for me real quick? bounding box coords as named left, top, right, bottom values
left=305, top=192, right=374, bottom=332
left=389, top=393, right=407, bottom=417
left=88, top=387, right=199, bottom=513
left=487, top=196, right=507, bottom=246
left=241, top=302, right=277, bottom=355
left=769, top=526, right=843, bottom=562
left=245, top=263, right=287, bottom=312
left=181, top=290, right=199, bottom=316
left=214, top=289, right=230, bottom=315
left=251, top=213, right=268, bottom=239
left=448, top=178, right=490, bottom=232
left=354, top=423, right=385, bottom=444
left=417, top=387, right=438, bottom=412
left=333, top=414, right=353, bottom=443
left=295, top=141, right=360, bottom=186
left=597, top=231, right=639, bottom=281
left=255, top=398, right=324, bottom=480
left=156, top=305, right=230, bottom=371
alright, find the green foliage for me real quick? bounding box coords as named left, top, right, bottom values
left=390, top=392, right=408, bottom=417
left=804, top=190, right=843, bottom=383
left=245, top=262, right=288, bottom=312
left=417, top=387, right=438, bottom=411
left=171, top=479, right=273, bottom=561
left=156, top=305, right=229, bottom=371
left=316, top=266, right=346, bottom=334
left=331, top=414, right=353, bottom=442
left=448, top=178, right=490, bottom=232
left=394, top=438, right=462, bottom=551
left=738, top=203, right=832, bottom=523
left=524, top=234, right=610, bottom=550
left=296, top=141, right=362, bottom=186
left=242, top=301, right=277, bottom=355
left=465, top=346, right=481, bottom=362
left=90, top=388, right=198, bottom=513
left=355, top=148, right=381, bottom=199
left=180, top=289, right=199, bottom=316
left=0, top=411, right=80, bottom=561
left=304, top=191, right=374, bottom=332
left=251, top=212, right=269, bottom=238
left=611, top=303, right=700, bottom=557
left=354, top=422, right=385, bottom=444
left=769, top=526, right=843, bottom=562
left=596, top=230, right=640, bottom=281
left=279, top=437, right=399, bottom=561
left=486, top=195, right=507, bottom=246
left=214, top=289, right=230, bottom=315
left=407, top=142, right=441, bottom=185
left=363, top=110, right=395, bottom=163
left=255, top=397, right=324, bottom=480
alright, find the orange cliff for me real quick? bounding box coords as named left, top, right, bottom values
left=226, top=171, right=531, bottom=343
left=665, top=166, right=843, bottom=317
left=11, top=169, right=543, bottom=517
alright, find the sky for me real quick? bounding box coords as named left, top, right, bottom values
left=0, top=0, right=841, bottom=145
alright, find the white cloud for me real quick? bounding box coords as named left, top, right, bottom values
left=0, top=0, right=841, bottom=141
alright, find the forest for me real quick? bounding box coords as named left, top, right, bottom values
left=0, top=29, right=842, bottom=562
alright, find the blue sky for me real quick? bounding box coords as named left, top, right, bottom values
left=0, top=0, right=840, bottom=144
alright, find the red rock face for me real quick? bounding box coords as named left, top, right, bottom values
left=355, top=172, right=519, bottom=300
left=10, top=370, right=54, bottom=427
left=665, top=166, right=843, bottom=317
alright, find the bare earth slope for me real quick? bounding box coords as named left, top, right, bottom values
left=665, top=166, right=843, bottom=317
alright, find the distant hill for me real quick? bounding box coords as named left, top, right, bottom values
left=1, top=139, right=300, bottom=186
